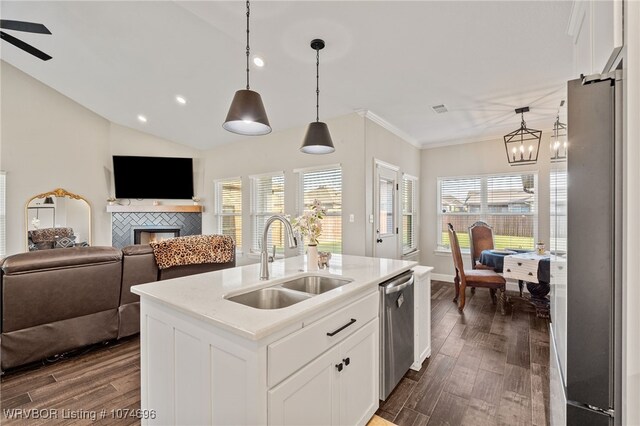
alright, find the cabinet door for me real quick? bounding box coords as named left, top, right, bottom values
left=339, top=320, right=379, bottom=426
left=269, top=346, right=340, bottom=426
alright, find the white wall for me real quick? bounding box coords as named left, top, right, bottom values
left=363, top=116, right=421, bottom=257
left=0, top=61, right=201, bottom=254
left=202, top=113, right=366, bottom=265
left=201, top=113, right=421, bottom=265
left=420, top=135, right=551, bottom=278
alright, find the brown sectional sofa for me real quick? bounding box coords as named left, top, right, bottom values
left=1, top=244, right=235, bottom=371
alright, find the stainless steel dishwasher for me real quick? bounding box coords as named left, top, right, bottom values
left=379, top=269, right=414, bottom=400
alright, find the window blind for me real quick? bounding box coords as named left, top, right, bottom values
left=0, top=172, right=5, bottom=257
left=402, top=175, right=418, bottom=254
left=438, top=173, right=536, bottom=250
left=251, top=173, right=285, bottom=253
left=299, top=167, right=342, bottom=254
left=550, top=170, right=567, bottom=253
left=215, top=178, right=242, bottom=251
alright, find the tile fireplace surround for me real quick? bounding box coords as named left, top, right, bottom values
left=110, top=210, right=202, bottom=248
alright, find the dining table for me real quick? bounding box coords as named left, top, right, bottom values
left=479, top=248, right=551, bottom=318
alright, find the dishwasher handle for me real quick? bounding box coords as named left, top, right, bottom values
left=384, top=274, right=414, bottom=295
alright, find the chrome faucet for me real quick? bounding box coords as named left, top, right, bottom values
left=260, top=214, right=297, bottom=280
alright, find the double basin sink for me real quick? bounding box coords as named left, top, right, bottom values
left=227, top=275, right=353, bottom=310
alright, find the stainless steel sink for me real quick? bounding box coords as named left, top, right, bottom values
left=279, top=276, right=352, bottom=295
left=227, top=287, right=313, bottom=310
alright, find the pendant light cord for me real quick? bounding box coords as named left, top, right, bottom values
left=315, top=47, right=320, bottom=122
left=246, top=0, right=250, bottom=90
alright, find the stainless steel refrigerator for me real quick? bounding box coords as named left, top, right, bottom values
left=550, top=70, right=623, bottom=426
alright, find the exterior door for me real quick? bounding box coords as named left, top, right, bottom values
left=374, top=160, right=400, bottom=259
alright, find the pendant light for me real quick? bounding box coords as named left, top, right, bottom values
left=503, top=107, right=541, bottom=166
left=223, top=0, right=271, bottom=136
left=300, top=39, right=335, bottom=154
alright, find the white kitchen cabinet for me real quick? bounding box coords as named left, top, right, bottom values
left=412, top=266, right=433, bottom=370
left=268, top=345, right=340, bottom=426
left=134, top=255, right=417, bottom=425
left=139, top=288, right=380, bottom=425
left=569, top=0, right=624, bottom=75
left=269, top=320, right=378, bottom=426
left=339, top=320, right=379, bottom=426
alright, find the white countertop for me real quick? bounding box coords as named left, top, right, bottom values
left=132, top=254, right=417, bottom=341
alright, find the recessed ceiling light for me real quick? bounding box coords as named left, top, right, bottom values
left=253, top=56, right=265, bottom=67
left=176, top=95, right=187, bottom=105
left=137, top=114, right=147, bottom=123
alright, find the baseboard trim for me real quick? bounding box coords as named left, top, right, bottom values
left=430, top=273, right=522, bottom=293
left=431, top=273, right=454, bottom=282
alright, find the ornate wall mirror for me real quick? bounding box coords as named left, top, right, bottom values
left=25, top=188, right=92, bottom=251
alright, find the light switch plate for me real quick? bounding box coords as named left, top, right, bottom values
left=349, top=214, right=355, bottom=223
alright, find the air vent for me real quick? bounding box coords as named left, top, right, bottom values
left=431, top=104, right=448, bottom=114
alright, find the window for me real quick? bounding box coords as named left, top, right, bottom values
left=251, top=172, right=285, bottom=253
left=402, top=174, right=418, bottom=254
left=0, top=172, right=5, bottom=258
left=214, top=178, right=242, bottom=251
left=438, top=172, right=537, bottom=250
left=550, top=169, right=567, bottom=253
left=298, top=166, right=342, bottom=253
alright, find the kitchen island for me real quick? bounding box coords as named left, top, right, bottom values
left=132, top=254, right=421, bottom=425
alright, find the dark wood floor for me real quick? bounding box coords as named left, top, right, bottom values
left=1, top=280, right=549, bottom=426
left=376, top=280, right=550, bottom=426
left=1, top=337, right=141, bottom=425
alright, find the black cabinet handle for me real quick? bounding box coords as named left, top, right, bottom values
left=506, top=269, right=511, bottom=272
left=343, top=357, right=350, bottom=366
left=376, top=238, right=383, bottom=243
left=517, top=262, right=523, bottom=266
left=336, top=363, right=343, bottom=372
left=327, top=319, right=357, bottom=337
left=528, top=272, right=533, bottom=276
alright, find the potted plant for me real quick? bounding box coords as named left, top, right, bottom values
left=291, top=199, right=325, bottom=271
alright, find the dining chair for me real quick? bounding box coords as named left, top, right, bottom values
left=448, top=223, right=507, bottom=314
left=468, top=221, right=495, bottom=270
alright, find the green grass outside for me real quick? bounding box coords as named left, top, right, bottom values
left=441, top=233, right=534, bottom=250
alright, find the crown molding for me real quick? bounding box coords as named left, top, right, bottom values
left=355, top=109, right=421, bottom=149
left=421, top=126, right=555, bottom=150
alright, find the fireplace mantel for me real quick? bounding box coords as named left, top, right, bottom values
left=106, top=205, right=203, bottom=213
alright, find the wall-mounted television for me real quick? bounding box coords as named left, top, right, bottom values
left=113, top=156, right=194, bottom=199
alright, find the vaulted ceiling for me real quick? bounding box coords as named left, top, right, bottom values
left=0, top=1, right=574, bottom=149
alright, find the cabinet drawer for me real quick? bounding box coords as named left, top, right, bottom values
left=268, top=291, right=378, bottom=388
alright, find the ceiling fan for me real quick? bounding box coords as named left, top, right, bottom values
left=0, top=19, right=52, bottom=61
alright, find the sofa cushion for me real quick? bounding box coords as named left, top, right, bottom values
left=55, top=236, right=77, bottom=248
left=1, top=246, right=122, bottom=275
left=29, top=227, right=74, bottom=243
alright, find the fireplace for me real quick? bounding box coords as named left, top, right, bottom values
left=110, top=210, right=202, bottom=249
left=133, top=227, right=180, bottom=245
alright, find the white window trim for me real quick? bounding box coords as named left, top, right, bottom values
left=213, top=176, right=243, bottom=254
left=402, top=173, right=419, bottom=255
left=250, top=171, right=285, bottom=254
left=295, top=165, right=343, bottom=253
left=436, top=171, right=538, bottom=252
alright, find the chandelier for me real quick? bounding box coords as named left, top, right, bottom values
left=550, top=114, right=567, bottom=162
left=503, top=107, right=542, bottom=166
